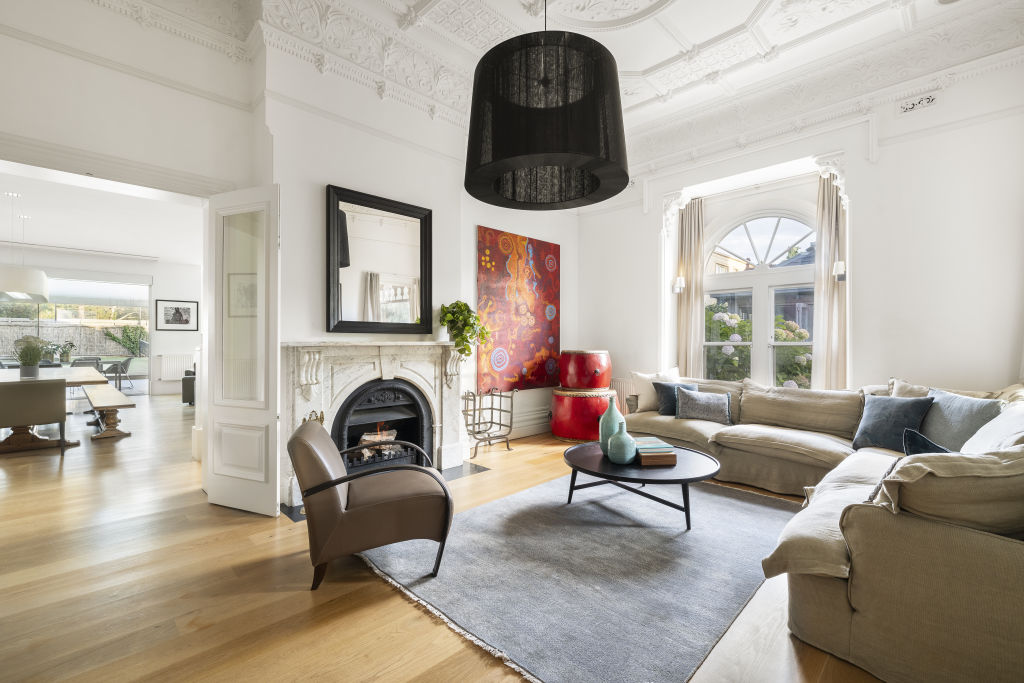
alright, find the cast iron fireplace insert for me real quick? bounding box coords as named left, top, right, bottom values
left=330, top=378, right=433, bottom=472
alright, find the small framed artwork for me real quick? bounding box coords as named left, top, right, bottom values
left=228, top=273, right=258, bottom=317
left=155, top=300, right=199, bottom=331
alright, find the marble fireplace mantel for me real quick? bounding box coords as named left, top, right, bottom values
left=279, top=340, right=463, bottom=507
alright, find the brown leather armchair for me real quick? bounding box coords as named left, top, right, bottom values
left=286, top=421, right=453, bottom=590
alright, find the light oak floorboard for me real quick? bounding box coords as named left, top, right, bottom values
left=0, top=397, right=876, bottom=681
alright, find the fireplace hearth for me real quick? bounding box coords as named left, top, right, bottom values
left=331, top=378, right=432, bottom=472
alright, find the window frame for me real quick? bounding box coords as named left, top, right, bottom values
left=702, top=211, right=816, bottom=387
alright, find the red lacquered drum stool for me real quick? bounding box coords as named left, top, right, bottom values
left=551, top=350, right=614, bottom=442
left=558, top=349, right=611, bottom=390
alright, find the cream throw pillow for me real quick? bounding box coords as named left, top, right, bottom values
left=876, top=446, right=1024, bottom=538
left=630, top=367, right=679, bottom=413
left=962, top=403, right=1024, bottom=454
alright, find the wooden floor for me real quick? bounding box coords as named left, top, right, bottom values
left=0, top=396, right=878, bottom=682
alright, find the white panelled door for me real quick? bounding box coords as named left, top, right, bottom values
left=202, top=186, right=280, bottom=516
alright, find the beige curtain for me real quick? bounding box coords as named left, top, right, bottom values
left=812, top=173, right=848, bottom=389
left=363, top=271, right=381, bottom=322
left=677, top=197, right=705, bottom=377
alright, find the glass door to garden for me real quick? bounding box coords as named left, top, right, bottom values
left=0, top=278, right=150, bottom=395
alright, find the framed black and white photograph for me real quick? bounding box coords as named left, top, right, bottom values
left=155, top=299, right=199, bottom=331
left=228, top=273, right=257, bottom=317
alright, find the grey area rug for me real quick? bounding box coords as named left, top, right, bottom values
left=362, top=475, right=797, bottom=682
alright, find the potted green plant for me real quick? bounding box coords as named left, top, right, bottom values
left=16, top=338, right=44, bottom=378
left=439, top=301, right=490, bottom=358
left=41, top=341, right=58, bottom=363
left=57, top=341, right=76, bottom=363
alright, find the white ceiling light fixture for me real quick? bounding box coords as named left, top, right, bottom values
left=0, top=194, right=48, bottom=303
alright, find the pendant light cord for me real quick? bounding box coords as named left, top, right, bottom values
left=544, top=0, right=547, bottom=31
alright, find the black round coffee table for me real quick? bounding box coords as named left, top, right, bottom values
left=563, top=442, right=721, bottom=530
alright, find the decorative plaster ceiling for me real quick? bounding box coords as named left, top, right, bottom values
left=85, top=0, right=1024, bottom=167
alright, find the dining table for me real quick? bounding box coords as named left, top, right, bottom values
left=0, top=366, right=108, bottom=454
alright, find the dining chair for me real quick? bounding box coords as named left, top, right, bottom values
left=102, top=357, right=134, bottom=389
left=286, top=421, right=452, bottom=590
left=0, top=379, right=69, bottom=455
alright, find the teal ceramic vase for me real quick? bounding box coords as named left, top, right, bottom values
left=598, top=395, right=623, bottom=455
left=607, top=423, right=636, bottom=465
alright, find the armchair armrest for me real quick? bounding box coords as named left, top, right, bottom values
left=302, top=462, right=448, bottom=499
left=839, top=503, right=1024, bottom=682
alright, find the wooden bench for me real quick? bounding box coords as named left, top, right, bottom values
left=83, top=384, right=136, bottom=440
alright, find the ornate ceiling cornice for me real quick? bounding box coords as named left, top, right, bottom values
left=261, top=0, right=472, bottom=126
left=89, top=0, right=254, bottom=61
left=628, top=0, right=1024, bottom=171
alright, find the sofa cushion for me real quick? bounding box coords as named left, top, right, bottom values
left=624, top=412, right=725, bottom=452
left=876, top=447, right=1024, bottom=538
left=711, top=424, right=854, bottom=468
left=993, top=383, right=1024, bottom=404
left=852, top=395, right=934, bottom=451
left=652, top=380, right=698, bottom=416
left=675, top=386, right=731, bottom=424
left=962, top=403, right=1024, bottom=454
left=889, top=377, right=995, bottom=399
left=921, top=389, right=1003, bottom=451
left=815, top=449, right=899, bottom=489
left=630, top=369, right=680, bottom=413
left=762, top=483, right=876, bottom=579
left=739, top=379, right=863, bottom=439
left=678, top=377, right=743, bottom=423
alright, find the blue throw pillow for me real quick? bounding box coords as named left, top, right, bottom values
left=653, top=381, right=698, bottom=416
left=921, top=389, right=1003, bottom=451
left=903, top=428, right=950, bottom=456
left=675, top=387, right=732, bottom=424
left=852, top=395, right=935, bottom=451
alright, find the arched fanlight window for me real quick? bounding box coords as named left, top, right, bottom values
left=706, top=217, right=814, bottom=274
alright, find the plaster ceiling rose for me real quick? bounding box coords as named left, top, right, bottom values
left=534, top=0, right=675, bottom=30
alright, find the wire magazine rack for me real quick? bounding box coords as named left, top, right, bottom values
left=461, top=388, right=517, bottom=458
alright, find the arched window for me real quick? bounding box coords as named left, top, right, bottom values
left=703, top=216, right=816, bottom=388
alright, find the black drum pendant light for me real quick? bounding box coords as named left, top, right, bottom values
left=464, top=2, right=629, bottom=210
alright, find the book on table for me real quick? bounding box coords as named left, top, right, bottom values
left=634, top=436, right=675, bottom=455
left=640, top=452, right=677, bottom=466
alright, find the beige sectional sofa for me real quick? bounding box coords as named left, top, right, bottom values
left=626, top=375, right=1024, bottom=681
left=626, top=377, right=867, bottom=495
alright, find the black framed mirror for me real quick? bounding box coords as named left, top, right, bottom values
left=327, top=185, right=432, bottom=334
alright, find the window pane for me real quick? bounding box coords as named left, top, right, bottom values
left=745, top=216, right=777, bottom=263
left=770, top=232, right=815, bottom=267
left=708, top=247, right=753, bottom=273
left=774, top=345, right=813, bottom=389
left=705, top=344, right=751, bottom=382
left=705, top=291, right=752, bottom=342
left=766, top=218, right=812, bottom=264
left=774, top=286, right=814, bottom=341
left=715, top=225, right=757, bottom=267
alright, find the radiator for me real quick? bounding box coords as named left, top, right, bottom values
left=609, top=377, right=637, bottom=414
left=156, top=353, right=194, bottom=380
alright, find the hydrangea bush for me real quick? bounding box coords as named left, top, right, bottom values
left=704, top=303, right=812, bottom=388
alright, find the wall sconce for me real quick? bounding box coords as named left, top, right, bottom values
left=832, top=261, right=847, bottom=282
left=672, top=276, right=686, bottom=293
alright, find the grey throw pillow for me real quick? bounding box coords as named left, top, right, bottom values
left=922, top=389, right=1003, bottom=451
left=653, top=381, right=698, bottom=416
left=852, top=395, right=934, bottom=451
left=675, top=387, right=732, bottom=425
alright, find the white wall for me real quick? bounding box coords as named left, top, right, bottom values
left=580, top=63, right=1024, bottom=392
left=0, top=0, right=255, bottom=193
left=266, top=47, right=582, bottom=445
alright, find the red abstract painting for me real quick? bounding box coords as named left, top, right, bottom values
left=477, top=226, right=560, bottom=392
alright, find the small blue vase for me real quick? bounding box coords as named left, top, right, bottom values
left=599, top=395, right=623, bottom=455
left=607, top=423, right=636, bottom=465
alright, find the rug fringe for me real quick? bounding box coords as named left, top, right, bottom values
left=358, top=554, right=543, bottom=683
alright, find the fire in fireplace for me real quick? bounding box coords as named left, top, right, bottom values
left=330, top=379, right=433, bottom=471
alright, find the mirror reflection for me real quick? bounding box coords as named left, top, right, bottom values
left=337, top=202, right=421, bottom=324
left=326, top=185, right=431, bottom=334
